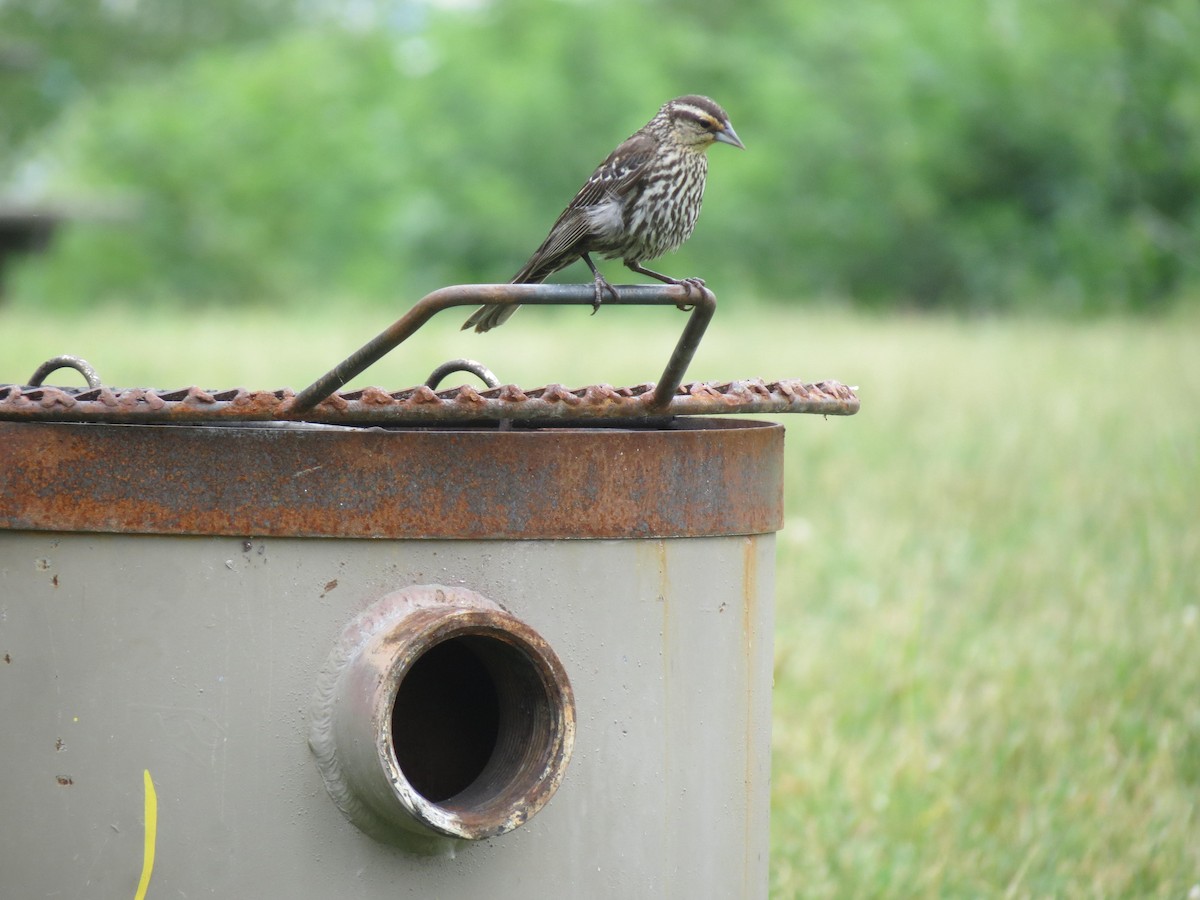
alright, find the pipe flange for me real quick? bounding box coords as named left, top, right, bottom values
left=309, top=585, right=575, bottom=853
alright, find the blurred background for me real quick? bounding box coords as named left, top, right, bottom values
left=2, top=2, right=1198, bottom=897
left=1, top=0, right=1197, bottom=313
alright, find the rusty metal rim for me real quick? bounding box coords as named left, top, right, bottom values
left=0, top=417, right=786, bottom=540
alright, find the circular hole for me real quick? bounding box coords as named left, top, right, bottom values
left=391, top=636, right=503, bottom=803
left=314, top=590, right=575, bottom=847
left=390, top=629, right=563, bottom=818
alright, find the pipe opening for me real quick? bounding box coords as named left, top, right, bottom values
left=390, top=629, right=564, bottom=817
left=391, top=637, right=501, bottom=803
left=311, top=586, right=575, bottom=849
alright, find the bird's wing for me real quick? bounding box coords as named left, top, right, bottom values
left=568, top=131, right=659, bottom=208
left=512, top=132, right=658, bottom=283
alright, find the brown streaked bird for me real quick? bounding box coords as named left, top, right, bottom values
left=462, top=95, right=744, bottom=333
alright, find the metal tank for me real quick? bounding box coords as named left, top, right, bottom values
left=0, top=285, right=858, bottom=898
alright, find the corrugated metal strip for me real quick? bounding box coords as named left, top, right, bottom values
left=0, top=377, right=857, bottom=424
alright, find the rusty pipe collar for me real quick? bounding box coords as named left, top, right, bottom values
left=309, top=585, right=575, bottom=853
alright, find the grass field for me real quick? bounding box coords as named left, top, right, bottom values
left=3, top=299, right=1198, bottom=897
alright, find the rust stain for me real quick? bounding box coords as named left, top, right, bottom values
left=3, top=653, right=10, bottom=663
left=0, top=419, right=785, bottom=540
left=656, top=540, right=670, bottom=646
left=55, top=775, right=73, bottom=786
left=742, top=535, right=758, bottom=653
left=741, top=534, right=760, bottom=892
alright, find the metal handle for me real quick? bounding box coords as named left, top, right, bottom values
left=27, top=355, right=102, bottom=390
left=286, top=283, right=715, bottom=416
left=424, top=359, right=501, bottom=390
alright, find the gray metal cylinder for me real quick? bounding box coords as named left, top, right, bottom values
left=0, top=418, right=779, bottom=897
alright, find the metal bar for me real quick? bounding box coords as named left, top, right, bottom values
left=650, top=288, right=715, bottom=410
left=286, top=283, right=712, bottom=416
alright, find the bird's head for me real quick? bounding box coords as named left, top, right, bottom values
left=662, top=95, right=745, bottom=152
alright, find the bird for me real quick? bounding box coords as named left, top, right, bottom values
left=462, top=95, right=744, bottom=333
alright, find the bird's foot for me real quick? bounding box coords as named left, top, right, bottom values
left=592, top=272, right=620, bottom=315
left=673, top=277, right=706, bottom=311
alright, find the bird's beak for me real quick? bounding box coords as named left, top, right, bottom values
left=714, top=124, right=745, bottom=150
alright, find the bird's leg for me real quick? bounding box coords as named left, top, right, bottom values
left=624, top=261, right=705, bottom=311
left=581, top=253, right=619, bottom=314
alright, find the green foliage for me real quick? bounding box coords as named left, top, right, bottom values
left=8, top=0, right=1200, bottom=311
left=23, top=31, right=421, bottom=304
left=0, top=0, right=303, bottom=173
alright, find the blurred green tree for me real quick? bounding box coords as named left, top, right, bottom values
left=7, top=0, right=1199, bottom=312
left=0, top=0, right=304, bottom=175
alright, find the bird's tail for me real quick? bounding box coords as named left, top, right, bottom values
left=461, top=267, right=548, bottom=333
left=461, top=302, right=518, bottom=334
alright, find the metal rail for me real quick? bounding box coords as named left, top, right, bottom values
left=286, top=283, right=715, bottom=415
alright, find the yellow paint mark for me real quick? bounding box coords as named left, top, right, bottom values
left=134, top=769, right=157, bottom=900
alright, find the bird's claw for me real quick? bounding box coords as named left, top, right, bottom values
left=674, top=277, right=706, bottom=311
left=592, top=274, right=619, bottom=315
